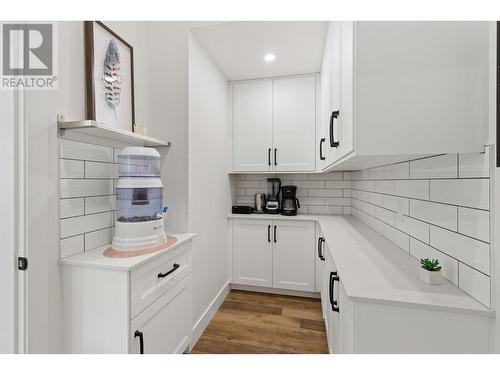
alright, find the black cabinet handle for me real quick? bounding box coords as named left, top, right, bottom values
left=268, top=148, right=271, bottom=166
left=318, top=237, right=325, bottom=261
left=330, top=272, right=340, bottom=313
left=319, top=138, right=326, bottom=160
left=274, top=148, right=277, bottom=166
left=267, top=225, right=271, bottom=243
left=273, top=225, right=277, bottom=243
left=134, top=330, right=144, bottom=354
left=158, top=263, right=180, bottom=278
left=329, top=111, right=339, bottom=148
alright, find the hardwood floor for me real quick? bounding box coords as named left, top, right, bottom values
left=191, top=290, right=329, bottom=354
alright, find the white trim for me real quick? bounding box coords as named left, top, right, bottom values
left=190, top=281, right=230, bottom=350
left=230, top=284, right=320, bottom=299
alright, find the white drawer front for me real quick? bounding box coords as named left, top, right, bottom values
left=130, top=274, right=192, bottom=354
left=130, top=241, right=192, bottom=319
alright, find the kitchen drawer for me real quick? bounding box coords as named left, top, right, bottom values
left=130, top=241, right=192, bottom=319
left=130, top=274, right=192, bottom=354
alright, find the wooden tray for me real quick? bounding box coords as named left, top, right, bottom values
left=103, top=236, right=178, bottom=258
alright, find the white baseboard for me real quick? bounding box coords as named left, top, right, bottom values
left=231, top=284, right=320, bottom=299
left=190, top=281, right=230, bottom=349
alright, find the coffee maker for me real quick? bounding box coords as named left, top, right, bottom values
left=281, top=185, right=300, bottom=216
left=265, top=178, right=281, bottom=214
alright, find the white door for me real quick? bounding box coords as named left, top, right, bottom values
left=0, top=88, right=17, bottom=354
left=130, top=275, right=192, bottom=354
left=272, top=76, right=316, bottom=172
left=315, top=224, right=325, bottom=293
left=337, top=21, right=354, bottom=161
left=339, top=279, right=355, bottom=353
left=323, top=248, right=340, bottom=353
left=318, top=25, right=332, bottom=170
left=233, top=80, right=273, bottom=171
left=232, top=219, right=273, bottom=287
left=327, top=21, right=342, bottom=164
left=272, top=220, right=315, bottom=292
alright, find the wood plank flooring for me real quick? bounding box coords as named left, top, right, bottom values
left=191, top=290, right=328, bottom=354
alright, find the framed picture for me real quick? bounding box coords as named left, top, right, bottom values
left=84, top=21, right=135, bottom=131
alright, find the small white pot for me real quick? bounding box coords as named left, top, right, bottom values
left=419, top=268, right=443, bottom=285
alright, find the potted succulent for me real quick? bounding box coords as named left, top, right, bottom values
left=419, top=258, right=443, bottom=285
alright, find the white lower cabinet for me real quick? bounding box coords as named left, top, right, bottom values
left=320, top=237, right=489, bottom=354
left=231, top=218, right=315, bottom=292
left=130, top=275, right=192, bottom=354
left=232, top=219, right=273, bottom=287
left=62, top=239, right=193, bottom=354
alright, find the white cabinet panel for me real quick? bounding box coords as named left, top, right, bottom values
left=273, top=76, right=316, bottom=171
left=315, top=224, right=325, bottom=293
left=233, top=80, right=273, bottom=171
left=232, top=219, right=273, bottom=287
left=130, top=275, right=192, bottom=354
left=273, top=220, right=315, bottom=291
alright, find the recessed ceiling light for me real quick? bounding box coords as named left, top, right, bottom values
left=264, top=53, right=276, bottom=62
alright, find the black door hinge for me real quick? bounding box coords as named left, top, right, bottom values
left=18, top=257, right=28, bottom=271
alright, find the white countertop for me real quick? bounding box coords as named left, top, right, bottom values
left=59, top=233, right=197, bottom=271
left=229, top=213, right=491, bottom=314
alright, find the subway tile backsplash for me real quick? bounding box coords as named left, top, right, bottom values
left=234, top=148, right=492, bottom=308
left=351, top=148, right=492, bottom=308
left=234, top=171, right=352, bottom=215
left=59, top=139, right=119, bottom=259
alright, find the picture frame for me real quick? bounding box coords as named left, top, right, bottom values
left=84, top=21, right=135, bottom=132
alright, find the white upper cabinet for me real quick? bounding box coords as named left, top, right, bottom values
left=272, top=76, right=316, bottom=172
left=233, top=80, right=273, bottom=171
left=232, top=75, right=316, bottom=172
left=319, top=21, right=489, bottom=171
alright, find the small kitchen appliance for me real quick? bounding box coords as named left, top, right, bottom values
left=254, top=193, right=266, bottom=214
left=112, top=147, right=166, bottom=252
left=232, top=205, right=253, bottom=214
left=281, top=185, right=300, bottom=216
left=265, top=178, right=281, bottom=214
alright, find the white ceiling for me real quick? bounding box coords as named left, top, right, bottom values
left=191, top=22, right=328, bottom=81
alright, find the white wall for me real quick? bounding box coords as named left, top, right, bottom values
left=0, top=89, right=16, bottom=353
left=188, top=33, right=232, bottom=336
left=24, top=21, right=149, bottom=353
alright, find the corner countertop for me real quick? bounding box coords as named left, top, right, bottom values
left=59, top=232, right=197, bottom=271
left=228, top=213, right=491, bottom=315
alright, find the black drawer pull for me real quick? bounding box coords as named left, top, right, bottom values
left=319, top=138, right=326, bottom=160
left=134, top=330, right=144, bottom=354
left=318, top=237, right=325, bottom=261
left=329, top=111, right=339, bottom=148
left=330, top=272, right=340, bottom=313
left=274, top=225, right=277, bottom=243
left=158, top=263, right=180, bottom=278
left=267, top=225, right=271, bottom=243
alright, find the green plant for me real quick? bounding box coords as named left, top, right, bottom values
left=420, top=258, right=442, bottom=272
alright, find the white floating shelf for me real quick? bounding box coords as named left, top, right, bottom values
left=57, top=120, right=171, bottom=148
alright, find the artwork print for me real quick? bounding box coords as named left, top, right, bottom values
left=85, top=21, right=135, bottom=131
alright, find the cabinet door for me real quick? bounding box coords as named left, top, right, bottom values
left=323, top=249, right=340, bottom=354
left=319, top=25, right=332, bottom=170
left=130, top=274, right=192, bottom=354
left=232, top=219, right=273, bottom=287
left=233, top=80, right=273, bottom=171
left=272, top=76, right=316, bottom=172
left=337, top=21, right=354, bottom=161
left=272, top=220, right=315, bottom=292
left=315, top=224, right=325, bottom=293
left=338, top=279, right=355, bottom=354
